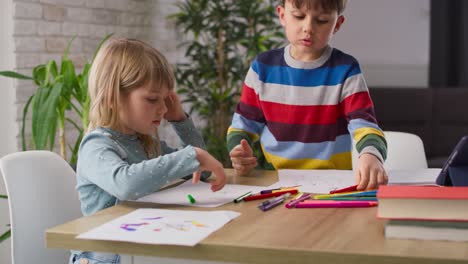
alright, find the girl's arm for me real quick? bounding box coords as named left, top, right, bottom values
left=164, top=117, right=212, bottom=180
left=161, top=90, right=206, bottom=153
left=160, top=90, right=210, bottom=180
left=77, top=133, right=201, bottom=201
left=169, top=116, right=206, bottom=151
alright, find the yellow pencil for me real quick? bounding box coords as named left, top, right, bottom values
left=272, top=187, right=299, bottom=193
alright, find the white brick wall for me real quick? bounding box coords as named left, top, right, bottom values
left=10, top=0, right=183, bottom=152
left=14, top=2, right=43, bottom=19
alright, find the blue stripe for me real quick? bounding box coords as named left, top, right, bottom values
left=231, top=113, right=265, bottom=136
left=255, top=47, right=287, bottom=67
left=261, top=127, right=352, bottom=160
left=348, top=118, right=382, bottom=133
left=252, top=60, right=360, bottom=87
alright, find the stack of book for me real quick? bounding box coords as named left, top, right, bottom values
left=377, top=185, right=468, bottom=242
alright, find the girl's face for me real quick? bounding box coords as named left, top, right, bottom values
left=277, top=0, right=344, bottom=61
left=118, top=82, right=169, bottom=135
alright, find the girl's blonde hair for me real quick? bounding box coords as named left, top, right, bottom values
left=88, top=38, right=175, bottom=158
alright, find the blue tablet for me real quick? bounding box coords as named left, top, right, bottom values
left=436, top=135, right=468, bottom=186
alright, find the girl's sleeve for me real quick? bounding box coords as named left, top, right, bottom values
left=77, top=133, right=200, bottom=201
left=160, top=115, right=211, bottom=180
left=160, top=115, right=206, bottom=154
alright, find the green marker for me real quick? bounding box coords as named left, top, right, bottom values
left=187, top=194, right=196, bottom=204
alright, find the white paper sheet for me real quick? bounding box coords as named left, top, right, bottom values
left=272, top=168, right=442, bottom=194
left=77, top=208, right=240, bottom=246
left=272, top=169, right=355, bottom=194
left=136, top=181, right=265, bottom=207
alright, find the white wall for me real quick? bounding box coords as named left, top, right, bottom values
left=0, top=0, right=17, bottom=262
left=0, top=2, right=17, bottom=155
left=331, top=0, right=430, bottom=87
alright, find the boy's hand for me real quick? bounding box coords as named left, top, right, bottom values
left=229, top=139, right=257, bottom=176
left=192, top=147, right=227, bottom=192
left=164, top=90, right=186, bottom=122
left=355, top=153, right=388, bottom=190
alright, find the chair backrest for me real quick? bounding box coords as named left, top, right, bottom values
left=352, top=131, right=428, bottom=170
left=0, top=151, right=81, bottom=264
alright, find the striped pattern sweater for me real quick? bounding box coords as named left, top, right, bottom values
left=227, top=45, right=387, bottom=170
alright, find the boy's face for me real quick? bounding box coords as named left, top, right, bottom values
left=277, top=0, right=345, bottom=61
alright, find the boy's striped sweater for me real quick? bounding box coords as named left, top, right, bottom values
left=227, top=45, right=387, bottom=170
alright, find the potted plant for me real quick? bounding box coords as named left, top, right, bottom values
left=0, top=34, right=111, bottom=166
left=0, top=34, right=112, bottom=242
left=169, top=0, right=282, bottom=165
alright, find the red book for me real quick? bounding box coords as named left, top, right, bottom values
left=377, top=185, right=468, bottom=221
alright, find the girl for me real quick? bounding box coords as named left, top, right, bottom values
left=70, top=38, right=226, bottom=264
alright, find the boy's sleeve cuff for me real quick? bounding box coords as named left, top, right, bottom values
left=359, top=146, right=384, bottom=163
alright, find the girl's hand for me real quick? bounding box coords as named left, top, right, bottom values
left=355, top=153, right=388, bottom=190
left=192, top=147, right=227, bottom=192
left=229, top=139, right=257, bottom=176
left=164, top=90, right=186, bottom=122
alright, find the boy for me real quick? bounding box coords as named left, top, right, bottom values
left=226, top=0, right=388, bottom=190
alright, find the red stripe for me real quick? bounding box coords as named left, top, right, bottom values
left=341, top=92, right=374, bottom=116
left=241, top=89, right=374, bottom=126
left=261, top=101, right=342, bottom=125
left=240, top=84, right=261, bottom=108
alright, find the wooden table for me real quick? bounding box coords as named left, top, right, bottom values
left=46, top=169, right=468, bottom=264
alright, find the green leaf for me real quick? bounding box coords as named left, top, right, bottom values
left=60, top=59, right=78, bottom=96
left=31, top=84, right=62, bottom=150
left=32, top=65, right=47, bottom=86
left=21, top=95, right=34, bottom=151
left=0, top=195, right=7, bottom=199
left=91, top=33, right=114, bottom=63
left=68, top=130, right=83, bottom=167
left=76, top=63, right=91, bottom=102
left=66, top=99, right=82, bottom=119
left=0, top=229, right=11, bottom=243
left=45, top=60, right=58, bottom=86
left=0, top=71, right=33, bottom=80
left=62, top=35, right=76, bottom=61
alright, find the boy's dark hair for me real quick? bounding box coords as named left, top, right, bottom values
left=280, top=0, right=347, bottom=14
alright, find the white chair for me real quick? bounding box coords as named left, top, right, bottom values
left=383, top=131, right=428, bottom=169
left=0, top=151, right=81, bottom=264
left=352, top=131, right=428, bottom=170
